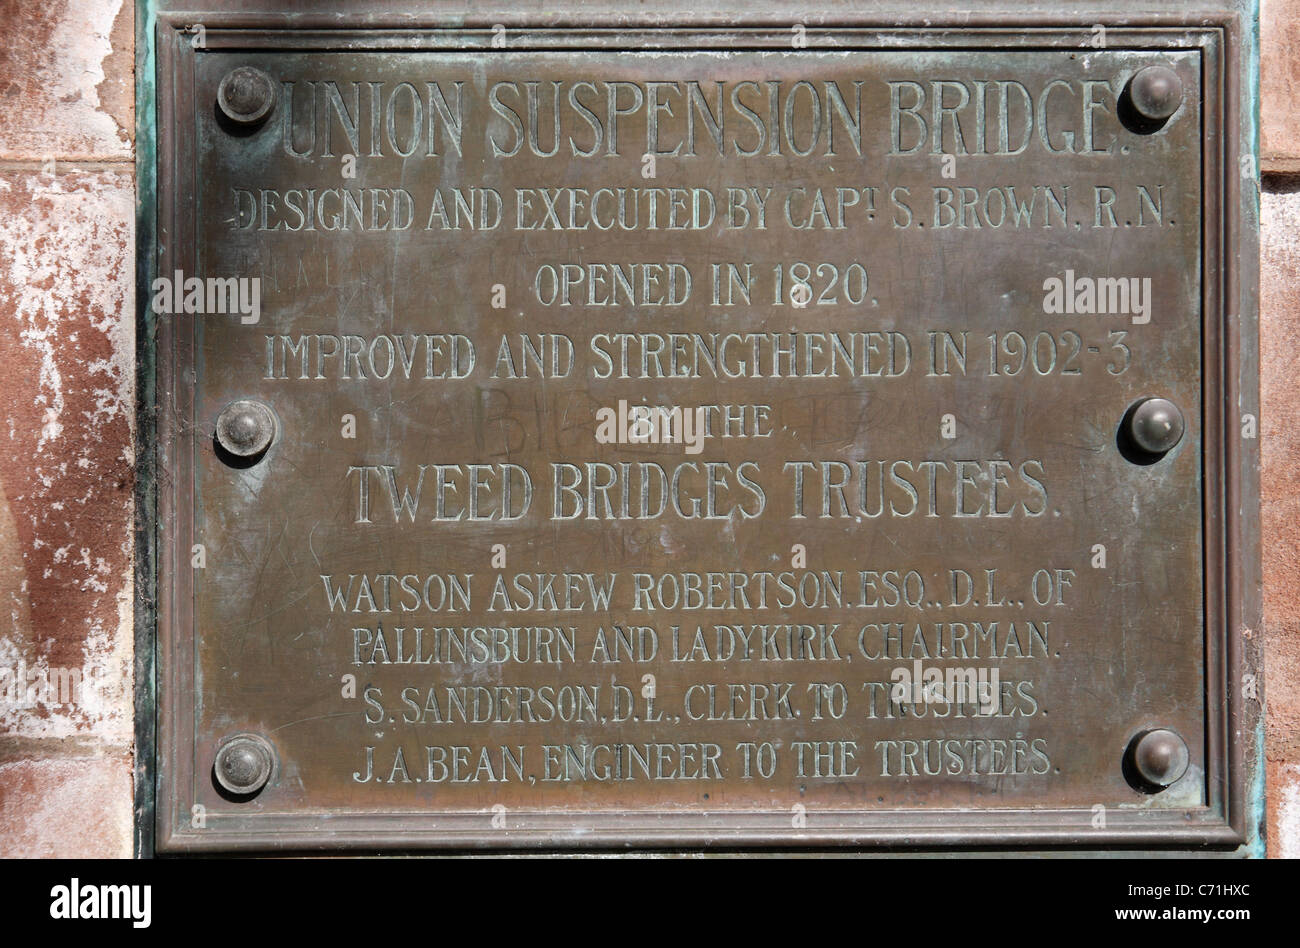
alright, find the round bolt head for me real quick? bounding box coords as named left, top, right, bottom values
left=217, top=66, right=276, bottom=126
left=215, top=399, right=276, bottom=458
left=1129, top=66, right=1183, bottom=122
left=1127, top=397, right=1185, bottom=456
left=213, top=734, right=274, bottom=796
left=1129, top=729, right=1189, bottom=788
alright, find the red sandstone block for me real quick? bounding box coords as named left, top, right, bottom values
left=1262, top=192, right=1300, bottom=770
left=0, top=755, right=132, bottom=857
left=1267, top=761, right=1300, bottom=857
left=1262, top=0, right=1300, bottom=171
left=0, top=0, right=133, bottom=161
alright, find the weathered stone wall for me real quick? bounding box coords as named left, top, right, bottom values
left=0, top=0, right=136, bottom=857
left=1261, top=0, right=1300, bottom=861
left=0, top=0, right=1295, bottom=856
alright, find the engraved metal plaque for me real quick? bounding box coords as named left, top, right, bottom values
left=146, top=5, right=1261, bottom=852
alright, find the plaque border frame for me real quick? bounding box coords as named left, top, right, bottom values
left=136, top=3, right=1263, bottom=856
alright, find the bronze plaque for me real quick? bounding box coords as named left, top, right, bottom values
left=148, top=10, right=1260, bottom=851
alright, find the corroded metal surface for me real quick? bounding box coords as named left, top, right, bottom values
left=148, top=10, right=1258, bottom=852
